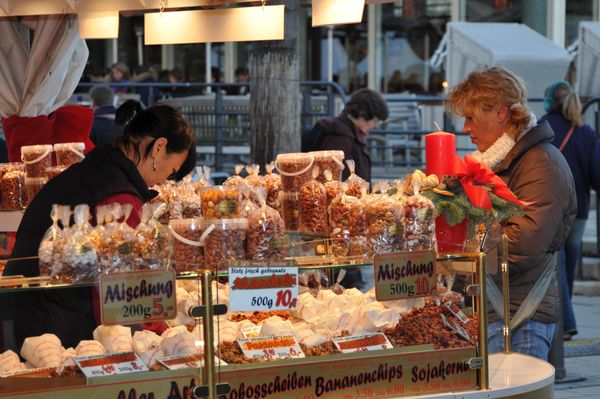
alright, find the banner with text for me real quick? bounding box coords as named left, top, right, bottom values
left=99, top=269, right=177, bottom=325
left=229, top=266, right=298, bottom=311
left=374, top=250, right=436, bottom=301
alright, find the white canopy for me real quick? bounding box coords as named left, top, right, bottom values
left=576, top=21, right=600, bottom=98
left=444, top=22, right=571, bottom=98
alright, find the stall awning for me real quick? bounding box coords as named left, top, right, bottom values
left=576, top=21, right=600, bottom=98
left=444, top=22, right=572, bottom=97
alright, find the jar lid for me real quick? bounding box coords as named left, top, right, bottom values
left=168, top=218, right=204, bottom=228
left=0, top=162, right=25, bottom=172
left=201, top=218, right=249, bottom=230
left=53, top=142, right=85, bottom=151
left=309, top=150, right=345, bottom=159
left=20, top=144, right=53, bottom=154
left=275, top=153, right=314, bottom=162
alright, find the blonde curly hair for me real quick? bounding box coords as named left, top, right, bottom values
left=447, top=67, right=531, bottom=139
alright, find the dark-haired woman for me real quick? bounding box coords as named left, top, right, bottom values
left=541, top=80, right=600, bottom=340
left=301, top=88, right=389, bottom=183
left=4, top=100, right=196, bottom=348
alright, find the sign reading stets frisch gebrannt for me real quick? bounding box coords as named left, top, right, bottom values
left=99, top=269, right=177, bottom=325
left=229, top=266, right=298, bottom=311
left=375, top=250, right=437, bottom=301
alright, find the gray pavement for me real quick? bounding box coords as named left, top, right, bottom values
left=554, top=295, right=600, bottom=398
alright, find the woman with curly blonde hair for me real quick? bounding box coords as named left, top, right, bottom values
left=447, top=67, right=577, bottom=360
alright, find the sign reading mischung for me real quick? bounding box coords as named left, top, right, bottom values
left=229, top=266, right=298, bottom=311
left=374, top=250, right=436, bottom=301
left=99, top=269, right=177, bottom=325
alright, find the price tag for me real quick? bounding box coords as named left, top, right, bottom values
left=3, top=367, right=55, bottom=377
left=237, top=335, right=305, bottom=361
left=374, top=250, right=437, bottom=301
left=240, top=325, right=262, bottom=338
left=228, top=266, right=298, bottom=311
left=74, top=352, right=148, bottom=377
left=99, top=269, right=177, bottom=325
left=332, top=333, right=393, bottom=353
left=158, top=354, right=228, bottom=370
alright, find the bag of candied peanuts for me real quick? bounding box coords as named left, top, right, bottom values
left=244, top=188, right=287, bottom=260
left=96, top=203, right=136, bottom=274
left=365, top=182, right=406, bottom=255
left=343, top=160, right=369, bottom=198
left=264, top=162, right=282, bottom=212
left=298, top=167, right=329, bottom=236
left=131, top=203, right=170, bottom=270
left=224, top=164, right=245, bottom=187
left=323, top=169, right=346, bottom=208
left=58, top=204, right=98, bottom=283
left=38, top=204, right=65, bottom=278
left=402, top=173, right=437, bottom=251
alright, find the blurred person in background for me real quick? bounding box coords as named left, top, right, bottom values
left=226, top=66, right=250, bottom=95
left=448, top=67, right=576, bottom=361
left=109, top=62, right=131, bottom=94
left=132, top=65, right=158, bottom=106
left=302, top=88, right=389, bottom=183
left=541, top=80, right=600, bottom=341
left=89, top=84, right=123, bottom=148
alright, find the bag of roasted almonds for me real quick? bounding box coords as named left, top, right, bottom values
left=264, top=162, right=282, bottom=211
left=245, top=188, right=286, bottom=260
left=98, top=204, right=136, bottom=274
left=343, top=160, right=369, bottom=198
left=57, top=205, right=98, bottom=283
left=403, top=180, right=436, bottom=251
left=202, top=218, right=248, bottom=272
left=223, top=164, right=245, bottom=187
left=298, top=167, right=329, bottom=236
left=323, top=169, right=346, bottom=208
left=132, top=203, right=170, bottom=270
left=38, top=204, right=64, bottom=277
left=365, top=182, right=406, bottom=255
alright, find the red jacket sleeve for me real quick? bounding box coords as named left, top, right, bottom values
left=96, top=193, right=143, bottom=228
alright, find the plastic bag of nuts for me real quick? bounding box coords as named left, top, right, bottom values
left=53, top=142, right=85, bottom=167
left=131, top=203, right=171, bottom=270
left=343, top=160, right=369, bottom=198
left=275, top=153, right=314, bottom=192
left=25, top=177, right=47, bottom=203
left=200, top=186, right=242, bottom=219
left=298, top=167, right=329, bottom=235
left=244, top=164, right=263, bottom=189
left=38, top=204, right=64, bottom=277
left=404, top=191, right=436, bottom=251
left=279, top=191, right=300, bottom=231
left=264, top=162, right=282, bottom=211
left=365, top=183, right=406, bottom=255
left=168, top=218, right=205, bottom=271
left=21, top=144, right=53, bottom=178
left=309, top=150, right=345, bottom=183
left=202, top=218, right=248, bottom=272
left=224, top=164, right=245, bottom=187
left=96, top=204, right=136, bottom=274
left=194, top=165, right=211, bottom=193
left=0, top=163, right=27, bottom=210
left=57, top=204, right=98, bottom=283
left=245, top=189, right=286, bottom=260
left=323, top=170, right=346, bottom=208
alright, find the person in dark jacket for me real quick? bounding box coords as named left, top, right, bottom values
left=89, top=84, right=123, bottom=148
left=302, top=88, right=389, bottom=183
left=4, top=100, right=195, bottom=349
left=448, top=67, right=576, bottom=361
left=541, top=80, right=600, bottom=341
left=0, top=137, right=8, bottom=163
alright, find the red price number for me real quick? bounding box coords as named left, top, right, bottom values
left=275, top=289, right=297, bottom=309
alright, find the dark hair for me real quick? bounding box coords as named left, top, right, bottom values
left=343, top=88, right=389, bottom=121
left=116, top=100, right=195, bottom=178
left=235, top=66, right=249, bottom=77
left=169, top=67, right=184, bottom=82
left=89, top=84, right=114, bottom=107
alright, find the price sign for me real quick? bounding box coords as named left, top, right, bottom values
left=158, top=354, right=204, bottom=370
left=99, top=269, right=177, bottom=325
left=75, top=352, right=148, bottom=378
left=332, top=333, right=393, bottom=353
left=228, top=266, right=298, bottom=311
left=4, top=367, right=55, bottom=377
left=237, top=335, right=305, bottom=361
left=374, top=250, right=436, bottom=301
left=240, top=325, right=262, bottom=338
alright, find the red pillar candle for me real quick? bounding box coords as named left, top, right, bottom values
left=425, top=131, right=457, bottom=179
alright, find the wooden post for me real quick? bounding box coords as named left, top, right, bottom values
left=249, top=0, right=301, bottom=167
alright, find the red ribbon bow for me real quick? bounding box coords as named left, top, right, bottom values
left=453, top=155, right=529, bottom=210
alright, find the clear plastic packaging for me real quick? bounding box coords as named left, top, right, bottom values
left=21, top=144, right=53, bottom=178
left=246, top=189, right=286, bottom=260
left=179, top=176, right=201, bottom=219
left=38, top=205, right=63, bottom=277
left=194, top=166, right=211, bottom=193
left=298, top=167, right=329, bottom=235
left=202, top=218, right=248, bottom=272
left=275, top=153, right=314, bottom=192
left=309, top=150, right=345, bottom=183
left=25, top=177, right=47, bottom=202
left=0, top=163, right=27, bottom=210
left=279, top=191, right=300, bottom=231
left=344, top=159, right=369, bottom=198
left=46, top=166, right=67, bottom=181
left=223, top=164, right=245, bottom=187
left=365, top=183, right=406, bottom=255
left=97, top=204, right=136, bottom=274
left=53, top=142, right=85, bottom=167
left=132, top=203, right=170, bottom=270
left=264, top=162, right=282, bottom=211
left=57, top=205, right=98, bottom=283
left=200, top=186, right=242, bottom=219
left=244, top=164, right=262, bottom=189
left=404, top=191, right=436, bottom=251
left=168, top=218, right=205, bottom=271
left=323, top=170, right=346, bottom=208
